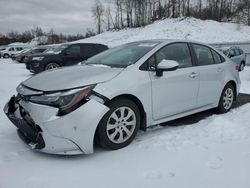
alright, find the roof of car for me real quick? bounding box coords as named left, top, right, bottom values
left=125, top=39, right=212, bottom=47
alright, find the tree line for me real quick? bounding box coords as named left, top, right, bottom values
left=0, top=27, right=96, bottom=46
left=92, top=0, right=250, bottom=33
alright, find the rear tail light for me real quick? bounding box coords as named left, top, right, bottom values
left=235, top=65, right=240, bottom=71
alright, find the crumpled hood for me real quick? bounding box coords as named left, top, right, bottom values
left=21, top=65, right=123, bottom=92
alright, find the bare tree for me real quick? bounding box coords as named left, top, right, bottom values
left=92, top=0, right=105, bottom=34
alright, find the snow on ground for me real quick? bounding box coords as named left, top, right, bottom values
left=76, top=17, right=250, bottom=47
left=0, top=58, right=250, bottom=188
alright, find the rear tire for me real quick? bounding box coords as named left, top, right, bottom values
left=96, top=98, right=140, bottom=150
left=240, top=62, right=245, bottom=71
left=216, top=83, right=235, bottom=113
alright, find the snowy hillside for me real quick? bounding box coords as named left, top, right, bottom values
left=76, top=17, right=250, bottom=47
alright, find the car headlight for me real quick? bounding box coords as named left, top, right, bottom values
left=32, top=56, right=44, bottom=61
left=29, top=85, right=95, bottom=116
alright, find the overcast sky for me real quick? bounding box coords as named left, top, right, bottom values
left=0, top=0, right=96, bottom=35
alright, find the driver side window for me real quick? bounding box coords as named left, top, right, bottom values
left=66, top=45, right=80, bottom=55
left=153, top=43, right=193, bottom=69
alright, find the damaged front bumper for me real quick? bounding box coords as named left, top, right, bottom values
left=4, top=95, right=109, bottom=155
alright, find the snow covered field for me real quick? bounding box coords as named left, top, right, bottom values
left=0, top=58, right=250, bottom=188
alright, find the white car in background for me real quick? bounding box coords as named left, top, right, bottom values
left=0, top=46, right=29, bottom=58
left=219, top=46, right=247, bottom=71
left=4, top=40, right=241, bottom=155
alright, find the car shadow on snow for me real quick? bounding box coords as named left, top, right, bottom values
left=160, top=93, right=250, bottom=127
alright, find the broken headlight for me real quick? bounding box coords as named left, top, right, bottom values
left=29, top=85, right=95, bottom=115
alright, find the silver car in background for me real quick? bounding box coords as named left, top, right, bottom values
left=219, top=46, right=246, bottom=71
left=4, top=40, right=241, bottom=155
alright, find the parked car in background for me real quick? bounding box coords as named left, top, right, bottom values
left=0, top=46, right=7, bottom=58
left=4, top=40, right=240, bottom=155
left=0, top=46, right=29, bottom=58
left=24, top=43, right=108, bottom=73
left=12, top=46, right=50, bottom=63
left=218, top=46, right=246, bottom=71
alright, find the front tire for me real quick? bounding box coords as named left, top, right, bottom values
left=96, top=98, right=140, bottom=150
left=3, top=54, right=9, bottom=58
left=216, top=83, right=235, bottom=113
left=44, top=62, right=60, bottom=70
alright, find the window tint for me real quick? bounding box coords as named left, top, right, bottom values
left=66, top=45, right=80, bottom=55
left=38, top=49, right=46, bottom=53
left=82, top=45, right=97, bottom=57
left=16, top=47, right=23, bottom=51
left=94, top=44, right=108, bottom=52
left=9, top=47, right=14, bottom=51
left=192, top=44, right=214, bottom=66
left=154, top=43, right=192, bottom=68
left=211, top=50, right=222, bottom=64
left=33, top=49, right=41, bottom=53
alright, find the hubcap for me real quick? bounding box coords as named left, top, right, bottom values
left=223, top=88, right=234, bottom=110
left=46, top=63, right=59, bottom=70
left=106, top=106, right=136, bottom=144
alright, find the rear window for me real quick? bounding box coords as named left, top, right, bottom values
left=192, top=44, right=214, bottom=66
left=95, top=44, right=108, bottom=52
left=82, top=45, right=97, bottom=57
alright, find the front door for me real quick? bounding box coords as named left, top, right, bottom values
left=150, top=43, right=199, bottom=120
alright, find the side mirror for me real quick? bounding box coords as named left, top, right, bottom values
left=156, top=59, right=179, bottom=77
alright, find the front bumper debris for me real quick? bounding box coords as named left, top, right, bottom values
left=4, top=95, right=109, bottom=155
left=4, top=96, right=45, bottom=149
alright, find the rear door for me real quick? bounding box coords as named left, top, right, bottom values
left=191, top=43, right=225, bottom=107
left=62, top=44, right=81, bottom=66
left=150, top=42, right=200, bottom=120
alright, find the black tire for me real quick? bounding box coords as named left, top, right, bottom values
left=96, top=98, right=140, bottom=150
left=20, top=56, right=25, bottom=63
left=216, top=83, right=235, bottom=113
left=3, top=54, right=9, bottom=58
left=240, top=62, right=245, bottom=71
left=44, top=62, right=60, bottom=70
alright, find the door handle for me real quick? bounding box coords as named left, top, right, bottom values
left=217, top=67, right=223, bottom=72
left=189, top=72, right=198, bottom=78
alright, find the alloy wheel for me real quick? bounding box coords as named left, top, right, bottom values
left=45, top=63, right=59, bottom=70
left=223, top=88, right=234, bottom=110
left=106, top=106, right=136, bottom=144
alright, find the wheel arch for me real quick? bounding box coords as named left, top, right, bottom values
left=226, top=80, right=237, bottom=101
left=105, top=94, right=147, bottom=131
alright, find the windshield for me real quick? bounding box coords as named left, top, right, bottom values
left=85, top=42, right=159, bottom=68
